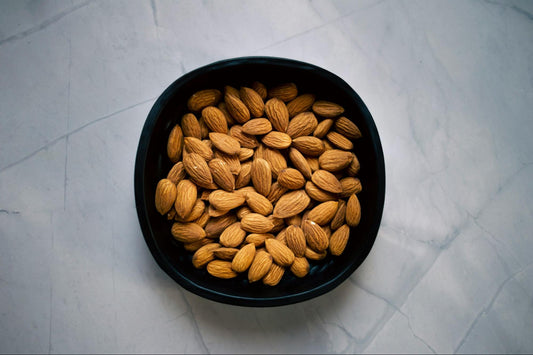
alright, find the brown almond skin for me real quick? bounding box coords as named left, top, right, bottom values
left=235, top=161, right=252, bottom=189
left=171, top=222, right=206, bottom=243
left=251, top=81, right=267, bottom=100
left=347, top=153, right=360, bottom=176
left=265, top=239, right=295, bottom=267
left=224, top=85, right=240, bottom=99
left=265, top=98, right=289, bottom=132
left=346, top=193, right=361, bottom=227
left=327, top=131, right=354, bottom=150
left=273, top=190, right=311, bottom=219
left=286, top=93, right=315, bottom=117
left=285, top=225, right=306, bottom=257
left=311, top=170, right=343, bottom=194
left=166, top=162, right=186, bottom=185
left=187, top=89, right=222, bottom=112
left=192, top=243, right=220, bottom=269
left=155, top=179, right=177, bottom=215
left=245, top=191, right=274, bottom=216
left=262, top=131, right=292, bottom=149
left=285, top=214, right=302, bottom=226
left=219, top=222, right=247, bottom=247
left=181, top=113, right=202, bottom=139
left=329, top=224, right=350, bottom=256
left=304, top=247, right=327, bottom=261
left=236, top=206, right=253, bottom=219
left=183, top=153, right=214, bottom=189
left=305, top=181, right=338, bottom=202
left=184, top=137, right=214, bottom=161
left=312, top=100, right=345, bottom=118
left=175, top=179, right=197, bottom=219
left=238, top=147, right=254, bottom=162
left=302, top=220, right=329, bottom=252
left=207, top=260, right=238, bottom=279
left=201, top=106, right=228, bottom=133
left=231, top=243, right=256, bottom=272
left=205, top=214, right=237, bottom=237
left=175, top=199, right=206, bottom=223
left=263, top=263, right=285, bottom=286
left=214, top=151, right=241, bottom=175
left=240, top=87, right=265, bottom=118
left=209, top=190, right=245, bottom=211
left=213, top=247, right=239, bottom=260
left=263, top=147, right=287, bottom=179
left=335, top=116, right=362, bottom=139
left=241, top=213, right=274, bottom=233
left=277, top=168, right=306, bottom=190
left=268, top=82, right=298, bottom=102
left=245, top=233, right=274, bottom=247
left=225, top=93, right=251, bottom=124
left=313, top=118, right=334, bottom=138
left=242, top=118, right=272, bottom=135
left=330, top=200, right=347, bottom=230
left=248, top=250, right=273, bottom=282
left=218, top=102, right=236, bottom=125
left=319, top=149, right=354, bottom=172
left=251, top=158, right=272, bottom=196
left=209, top=132, right=241, bottom=155
left=184, top=238, right=211, bottom=252
left=167, top=124, right=183, bottom=163
left=290, top=257, right=310, bottom=277
left=292, top=136, right=325, bottom=157
left=307, top=201, right=339, bottom=226
left=286, top=112, right=318, bottom=139
left=209, top=158, right=235, bottom=192
left=340, top=177, right=362, bottom=197
left=288, top=148, right=313, bottom=180
left=267, top=182, right=288, bottom=204
left=229, top=125, right=259, bottom=148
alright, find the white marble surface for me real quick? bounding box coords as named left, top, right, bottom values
left=1, top=0, right=532, bottom=353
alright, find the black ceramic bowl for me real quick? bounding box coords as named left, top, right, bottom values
left=135, top=57, right=385, bottom=307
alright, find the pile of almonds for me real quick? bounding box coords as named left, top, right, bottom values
left=154, top=81, right=362, bottom=286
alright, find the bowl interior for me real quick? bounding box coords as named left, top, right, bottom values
left=135, top=57, right=385, bottom=306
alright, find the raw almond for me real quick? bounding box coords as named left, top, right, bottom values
left=263, top=263, right=285, bottom=286
left=187, top=89, right=222, bottom=112
left=167, top=208, right=177, bottom=221
left=184, top=137, right=214, bottom=161
left=253, top=143, right=265, bottom=160
left=207, top=205, right=230, bottom=218
left=192, top=243, right=220, bottom=269
left=184, top=238, right=211, bottom=252
left=306, top=156, right=319, bottom=172
left=292, top=136, right=325, bottom=157
left=307, top=201, right=339, bottom=225
left=201, top=106, right=228, bottom=133
left=236, top=186, right=257, bottom=197
left=236, top=206, right=253, bottom=219
left=312, top=100, right=344, bottom=118
left=213, top=247, right=239, bottom=260
left=155, top=179, right=177, bottom=215
left=218, top=102, right=236, bottom=126
left=242, top=118, right=272, bottom=135
left=229, top=125, right=259, bottom=149
left=286, top=93, right=315, bottom=117
left=167, top=161, right=186, bottom=184
left=330, top=200, right=347, bottom=230
left=171, top=222, right=206, bottom=243
left=265, top=98, right=289, bottom=132
left=311, top=170, right=343, bottom=194
left=175, top=179, right=197, bottom=219
left=181, top=113, right=202, bottom=139
left=198, top=116, right=209, bottom=139
left=285, top=214, right=302, bottom=226
left=231, top=243, right=256, bottom=272
left=322, top=225, right=332, bottom=238
left=167, top=124, right=183, bottom=163
left=207, top=260, right=238, bottom=279
left=251, top=81, right=267, bottom=100
left=209, top=132, right=241, bottom=155
left=225, top=93, right=251, bottom=123
left=305, top=247, right=327, bottom=261
left=347, top=153, right=360, bottom=176
left=266, top=182, right=288, bottom=204
left=224, top=85, right=240, bottom=99
left=285, top=225, right=306, bottom=257
left=219, top=222, right=247, bottom=247
left=241, top=213, right=274, bottom=233
left=277, top=168, right=306, bottom=190
left=265, top=239, right=295, bottom=267
left=248, top=250, right=272, bottom=282
left=302, top=220, right=329, bottom=252
left=183, top=152, right=213, bottom=188
left=214, top=151, right=241, bottom=175
left=318, top=149, right=353, bottom=172
left=208, top=158, right=235, bottom=191
left=329, top=224, right=350, bottom=256
left=205, top=214, right=237, bottom=237
left=175, top=199, right=205, bottom=222
left=323, top=140, right=334, bottom=151
left=235, top=161, right=252, bottom=189
left=335, top=116, right=362, bottom=139
left=195, top=211, right=210, bottom=228
left=245, top=191, right=274, bottom=216
left=209, top=190, right=245, bottom=211
left=263, top=147, right=287, bottom=179
left=288, top=148, right=312, bottom=180
left=313, top=118, right=334, bottom=138
left=240, top=87, right=264, bottom=118
left=286, top=112, right=318, bottom=138
left=251, top=158, right=272, bottom=196
left=262, top=131, right=292, bottom=149
left=305, top=181, right=337, bottom=202
left=269, top=215, right=286, bottom=233
left=327, top=131, right=353, bottom=150
left=268, top=82, right=298, bottom=102
left=340, top=177, right=362, bottom=197
left=346, top=193, right=361, bottom=227
left=273, top=190, right=310, bottom=218
left=290, top=257, right=310, bottom=277
left=275, top=228, right=287, bottom=244
left=245, top=233, right=274, bottom=247
left=238, top=148, right=254, bottom=162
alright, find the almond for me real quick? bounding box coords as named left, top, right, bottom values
left=275, top=228, right=287, bottom=244
left=175, top=199, right=205, bottom=222
left=292, top=136, right=325, bottom=157
left=286, top=93, right=315, bottom=117
left=312, top=100, right=344, bottom=118
left=184, top=137, right=214, bottom=161
left=207, top=260, right=238, bottom=279
left=251, top=81, right=267, bottom=100
left=198, top=116, right=209, bottom=139
left=273, top=190, right=310, bottom=218
left=167, top=208, right=177, bottom=221
left=238, top=148, right=254, bottom=162
left=208, top=158, right=235, bottom=192
left=241, top=213, right=274, bottom=233
left=209, top=132, right=241, bottom=155
left=327, top=131, right=353, bottom=150
left=302, top=220, right=329, bottom=252
left=204, top=214, right=237, bottom=237
left=218, top=102, right=236, bottom=125
left=242, top=118, right=272, bottom=135
left=236, top=186, right=257, bottom=197
left=286, top=112, right=318, bottom=138
left=335, top=116, right=362, bottom=139
left=225, top=93, right=251, bottom=123
left=240, top=87, right=264, bottom=118
left=290, top=257, right=310, bottom=277
left=288, top=148, right=312, bottom=180
left=235, top=161, right=252, bottom=189
left=231, top=243, right=256, bottom=272
left=277, top=168, right=305, bottom=190
left=251, top=158, right=271, bottom=196
left=207, top=204, right=229, bottom=217
left=265, top=98, right=289, bottom=132
left=171, top=222, right=206, bottom=243
left=229, top=125, right=259, bottom=148
left=311, top=170, right=343, bottom=194
left=224, top=85, right=240, bottom=99
left=329, top=224, right=350, bottom=256
left=285, top=225, right=306, bottom=257
left=214, top=151, right=241, bottom=175
left=269, top=215, right=286, bottom=233
left=183, top=153, right=214, bottom=189
left=183, top=238, right=211, bottom=252
left=253, top=143, right=265, bottom=160
left=263, top=147, right=287, bottom=179
left=266, top=182, right=288, bottom=204
left=213, top=247, right=239, bottom=260
left=248, top=250, right=272, bottom=282
left=187, top=89, right=222, bottom=112
left=307, top=201, right=339, bottom=225
left=219, top=222, right=247, bottom=247
left=305, top=247, right=327, bottom=261
left=347, top=153, right=360, bottom=176
left=201, top=106, right=228, bottom=133
left=318, top=149, right=353, bottom=172
left=340, top=177, right=362, bottom=197
left=167, top=124, right=183, bottom=163
left=265, top=238, right=295, bottom=267
left=195, top=211, right=210, bottom=228
left=263, top=263, right=285, bottom=286
left=305, top=181, right=338, bottom=202
left=330, top=200, right=347, bottom=230
left=209, top=190, right=245, bottom=211
left=245, top=191, right=274, bottom=216
left=268, top=82, right=298, bottom=102
left=323, top=140, right=334, bottom=151
left=322, top=225, right=332, bottom=239
left=245, top=233, right=274, bottom=247
left=262, top=131, right=292, bottom=149
left=174, top=179, right=197, bottom=219
left=155, top=179, right=177, bottom=215
left=346, top=193, right=361, bottom=227
left=167, top=162, right=186, bottom=184
left=236, top=206, right=253, bottom=219
left=192, top=243, right=220, bottom=268
left=285, top=214, right=302, bottom=226
left=180, top=113, right=202, bottom=139
left=313, top=118, right=334, bottom=138
left=306, top=156, right=319, bottom=172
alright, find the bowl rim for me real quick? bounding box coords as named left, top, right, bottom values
left=134, top=56, right=385, bottom=307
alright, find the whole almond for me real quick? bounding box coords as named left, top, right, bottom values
left=311, top=170, right=343, bottom=194
left=195, top=211, right=210, bottom=228
left=207, top=204, right=230, bottom=217
left=207, top=260, right=238, bottom=279
left=175, top=199, right=205, bottom=222
left=302, top=220, right=329, bottom=252
left=313, top=118, right=334, bottom=138
left=286, top=93, right=315, bottom=117
left=184, top=238, right=211, bottom=252
left=175, top=179, right=197, bottom=219
left=236, top=206, right=253, bottom=219
left=225, top=93, right=251, bottom=123
left=238, top=147, right=254, bottom=162
left=218, top=102, right=236, bottom=125
left=277, top=168, right=306, bottom=190
left=235, top=161, right=252, bottom=189
left=269, top=215, right=285, bottom=233
left=245, top=191, right=274, bottom=215
left=275, top=228, right=287, bottom=244
left=183, top=153, right=214, bottom=188
left=262, top=131, right=292, bottom=149
left=335, top=116, right=362, bottom=139
left=209, top=132, right=241, bottom=155
left=312, top=100, right=344, bottom=118
left=285, top=214, right=302, bottom=226
left=273, top=189, right=311, bottom=218
left=209, top=190, right=245, bottom=211
left=323, top=140, right=334, bottom=151
left=240, top=87, right=264, bottom=118
left=208, top=158, right=235, bottom=191
left=167, top=162, right=186, bottom=184
left=306, top=156, right=320, bottom=172
left=229, top=125, right=259, bottom=148
left=253, top=143, right=265, bottom=160
left=330, top=200, right=347, bottom=230
left=290, top=257, right=310, bottom=278
left=286, top=112, right=318, bottom=138
left=242, top=118, right=272, bottom=135
left=340, top=177, right=362, bottom=197
left=307, top=201, right=339, bottom=225
left=265, top=239, right=295, bottom=267
left=327, top=131, right=353, bottom=150
left=171, top=222, right=206, bottom=243
left=288, top=148, right=312, bottom=180
left=285, top=225, right=306, bottom=257
left=213, top=247, right=239, bottom=260
left=184, top=137, right=214, bottom=161
left=251, top=158, right=272, bottom=196
left=198, top=116, right=209, bottom=139
left=263, top=147, right=287, bottom=179
left=263, top=263, right=285, bottom=286
left=219, top=222, right=247, bottom=247
left=329, top=224, right=350, bottom=256
left=241, top=213, right=274, bottom=233
left=245, top=233, right=274, bottom=247
left=205, top=214, right=237, bottom=237
left=319, top=149, right=354, bottom=172
left=347, top=153, right=360, bottom=176
left=346, top=193, right=361, bottom=227
left=251, top=81, right=267, bottom=100
left=201, top=106, right=228, bottom=133
left=155, top=179, right=177, bottom=215
left=167, top=124, right=183, bottom=163
left=305, top=247, right=327, bottom=261
left=181, top=113, right=202, bottom=139
left=231, top=243, right=256, bottom=272
left=265, top=98, right=289, bottom=132
left=187, top=89, right=222, bottom=112
left=268, top=82, right=298, bottom=102
left=305, top=181, right=338, bottom=202
left=248, top=250, right=273, bottom=282
left=192, top=243, right=221, bottom=269
left=266, top=182, right=288, bottom=204
left=292, top=136, right=325, bottom=157
left=214, top=151, right=241, bottom=175
left=224, top=85, right=240, bottom=99
left=236, top=186, right=257, bottom=197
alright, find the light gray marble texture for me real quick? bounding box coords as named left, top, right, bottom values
left=1, top=0, right=532, bottom=353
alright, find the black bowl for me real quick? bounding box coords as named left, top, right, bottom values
left=134, top=57, right=385, bottom=307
